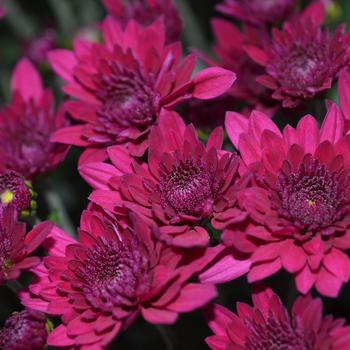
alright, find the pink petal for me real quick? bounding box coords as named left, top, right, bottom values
left=78, top=148, right=108, bottom=167
left=247, top=259, right=281, bottom=283
left=166, top=283, right=217, bottom=312
left=225, top=111, right=248, bottom=149
left=249, top=110, right=282, bottom=143
left=295, top=115, right=319, bottom=154
left=302, top=1, right=325, bottom=25
left=244, top=45, right=268, bottom=66
left=51, top=125, right=91, bottom=146
left=207, top=304, right=235, bottom=335
left=11, top=58, right=43, bottom=103
left=141, top=307, right=178, bottom=325
left=48, top=324, right=75, bottom=347
left=48, top=49, right=77, bottom=83
left=315, top=267, right=343, bottom=298
left=25, top=221, right=54, bottom=253
left=323, top=249, right=350, bottom=282
left=320, top=103, right=344, bottom=143
left=199, top=254, right=251, bottom=284
left=280, top=243, right=307, bottom=273
left=192, top=67, right=236, bottom=100
left=79, top=162, right=122, bottom=190
left=339, top=69, right=350, bottom=121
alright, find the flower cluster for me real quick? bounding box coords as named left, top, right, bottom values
left=1, top=0, right=350, bottom=349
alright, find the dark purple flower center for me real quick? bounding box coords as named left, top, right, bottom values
left=75, top=237, right=151, bottom=311
left=276, top=157, right=349, bottom=230
left=95, top=62, right=159, bottom=140
left=159, top=158, right=217, bottom=217
left=0, top=310, right=48, bottom=350
left=245, top=314, right=310, bottom=350
left=271, top=43, right=329, bottom=93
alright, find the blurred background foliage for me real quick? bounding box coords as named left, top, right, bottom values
left=0, top=0, right=350, bottom=349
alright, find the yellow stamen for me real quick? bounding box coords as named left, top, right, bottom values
left=307, top=199, right=316, bottom=206
left=45, top=319, right=54, bottom=333
left=1, top=190, right=14, bottom=205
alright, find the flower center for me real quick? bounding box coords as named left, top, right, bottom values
left=277, top=45, right=327, bottom=92
left=75, top=237, right=151, bottom=311
left=276, top=157, right=349, bottom=230
left=159, top=159, right=216, bottom=217
left=245, top=314, right=310, bottom=350
left=95, top=62, right=159, bottom=140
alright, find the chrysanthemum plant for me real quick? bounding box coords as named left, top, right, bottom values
left=0, top=0, right=350, bottom=349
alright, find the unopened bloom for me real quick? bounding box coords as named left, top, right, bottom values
left=0, top=309, right=49, bottom=350
left=20, top=209, right=233, bottom=349
left=207, top=287, right=350, bottom=350
left=81, top=110, right=248, bottom=248
left=247, top=3, right=350, bottom=107
left=0, top=171, right=31, bottom=214
left=216, top=0, right=298, bottom=26
left=103, top=0, right=182, bottom=43
left=0, top=58, right=69, bottom=179
left=0, top=206, right=52, bottom=285
left=49, top=16, right=235, bottom=159
left=23, top=28, right=56, bottom=65
left=224, top=106, right=350, bottom=297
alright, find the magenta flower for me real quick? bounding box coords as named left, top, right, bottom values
left=23, top=28, right=57, bottom=65
left=103, top=0, right=182, bottom=43
left=0, top=171, right=31, bottom=214
left=0, top=206, right=52, bottom=285
left=0, top=58, right=69, bottom=179
left=225, top=106, right=350, bottom=297
left=216, top=0, right=298, bottom=26
left=246, top=3, right=350, bottom=107
left=20, top=209, right=235, bottom=349
left=206, top=19, right=275, bottom=113
left=80, top=110, right=248, bottom=248
left=49, top=16, right=236, bottom=159
left=0, top=5, right=5, bottom=19
left=207, top=287, right=350, bottom=350
left=0, top=309, right=49, bottom=350
left=338, top=69, right=350, bottom=131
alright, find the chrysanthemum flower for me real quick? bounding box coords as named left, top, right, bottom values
left=216, top=0, right=298, bottom=26
left=49, top=16, right=236, bottom=159
left=0, top=309, right=50, bottom=350
left=206, top=19, right=275, bottom=113
left=0, top=171, right=31, bottom=214
left=0, top=206, right=52, bottom=285
left=80, top=110, right=248, bottom=248
left=338, top=69, right=350, bottom=131
left=224, top=106, right=350, bottom=297
left=0, top=58, right=69, bottom=179
left=103, top=0, right=182, bottom=43
left=20, top=208, right=241, bottom=349
left=206, top=287, right=350, bottom=350
left=246, top=3, right=350, bottom=107
left=23, top=28, right=57, bottom=65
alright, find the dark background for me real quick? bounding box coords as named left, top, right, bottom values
left=0, top=0, right=350, bottom=349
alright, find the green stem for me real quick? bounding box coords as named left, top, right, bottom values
left=45, top=189, right=77, bottom=239
left=155, top=325, right=175, bottom=350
